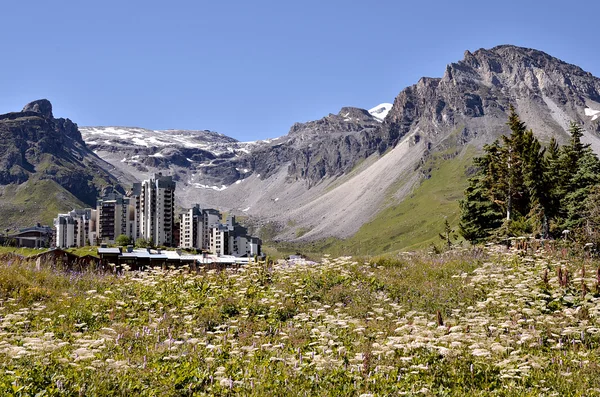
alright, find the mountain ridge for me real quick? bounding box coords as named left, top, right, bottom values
left=4, top=45, right=600, bottom=252
left=76, top=45, right=600, bottom=246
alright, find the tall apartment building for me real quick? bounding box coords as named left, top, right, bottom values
left=180, top=205, right=202, bottom=249
left=54, top=208, right=96, bottom=248
left=97, top=192, right=132, bottom=244
left=140, top=173, right=176, bottom=246
left=180, top=206, right=261, bottom=257
left=129, top=183, right=142, bottom=241
left=179, top=206, right=221, bottom=250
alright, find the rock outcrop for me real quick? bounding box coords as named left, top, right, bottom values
left=0, top=100, right=122, bottom=206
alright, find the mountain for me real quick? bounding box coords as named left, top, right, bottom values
left=7, top=45, right=600, bottom=252
left=0, top=100, right=128, bottom=230
left=80, top=46, right=600, bottom=252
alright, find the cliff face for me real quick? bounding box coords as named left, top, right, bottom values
left=378, top=45, right=600, bottom=154
left=0, top=99, right=121, bottom=206
left=232, top=46, right=600, bottom=189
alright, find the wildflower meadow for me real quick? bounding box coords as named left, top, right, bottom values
left=0, top=246, right=600, bottom=395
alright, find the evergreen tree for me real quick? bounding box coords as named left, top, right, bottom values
left=460, top=109, right=600, bottom=244
left=556, top=122, right=600, bottom=231
left=459, top=146, right=504, bottom=243
left=501, top=106, right=529, bottom=221
left=459, top=179, right=503, bottom=243
left=460, top=107, right=551, bottom=241
left=545, top=136, right=563, bottom=229
left=521, top=129, right=551, bottom=236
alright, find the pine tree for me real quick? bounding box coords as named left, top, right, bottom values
left=501, top=106, right=529, bottom=221
left=460, top=107, right=549, bottom=241
left=459, top=145, right=504, bottom=243
left=557, top=122, right=600, bottom=231
left=521, top=129, right=551, bottom=236
left=458, top=174, right=504, bottom=243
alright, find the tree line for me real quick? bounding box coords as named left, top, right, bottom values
left=459, top=106, right=600, bottom=243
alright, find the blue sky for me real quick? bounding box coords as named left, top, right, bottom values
left=0, top=0, right=598, bottom=141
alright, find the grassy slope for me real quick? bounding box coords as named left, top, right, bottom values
left=269, top=145, right=475, bottom=258
left=0, top=178, right=86, bottom=232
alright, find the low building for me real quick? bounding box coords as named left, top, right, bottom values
left=97, top=246, right=253, bottom=271
left=7, top=224, right=53, bottom=248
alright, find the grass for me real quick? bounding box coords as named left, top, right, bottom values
left=1, top=245, right=600, bottom=395
left=66, top=247, right=100, bottom=257
left=0, top=246, right=46, bottom=257
left=0, top=179, right=85, bottom=232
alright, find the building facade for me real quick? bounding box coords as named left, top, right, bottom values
left=54, top=209, right=95, bottom=248
left=180, top=205, right=203, bottom=249
left=140, top=173, right=176, bottom=246
left=180, top=206, right=261, bottom=257
left=96, top=190, right=142, bottom=245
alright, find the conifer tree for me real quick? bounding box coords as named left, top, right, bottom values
left=460, top=107, right=550, bottom=240
left=459, top=143, right=504, bottom=243
left=521, top=129, right=550, bottom=236
left=501, top=106, right=528, bottom=221
left=556, top=122, right=600, bottom=231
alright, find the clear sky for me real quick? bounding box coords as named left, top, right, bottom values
left=0, top=0, right=598, bottom=141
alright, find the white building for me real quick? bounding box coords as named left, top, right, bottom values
left=179, top=206, right=222, bottom=251
left=180, top=206, right=261, bottom=257
left=140, top=173, right=175, bottom=246
left=54, top=213, right=75, bottom=248
left=180, top=205, right=203, bottom=249
left=210, top=224, right=230, bottom=256
left=54, top=208, right=95, bottom=248
left=230, top=235, right=262, bottom=257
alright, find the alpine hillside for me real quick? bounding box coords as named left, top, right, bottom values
left=79, top=45, right=600, bottom=251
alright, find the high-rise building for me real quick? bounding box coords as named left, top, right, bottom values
left=180, top=205, right=203, bottom=249
left=96, top=192, right=134, bottom=244
left=179, top=205, right=261, bottom=257
left=54, top=208, right=95, bottom=248
left=140, top=173, right=176, bottom=246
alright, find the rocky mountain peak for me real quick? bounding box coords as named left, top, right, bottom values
left=22, top=99, right=53, bottom=118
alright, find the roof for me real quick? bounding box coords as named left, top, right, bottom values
left=97, top=247, right=122, bottom=254
left=97, top=247, right=254, bottom=265
left=120, top=252, right=167, bottom=259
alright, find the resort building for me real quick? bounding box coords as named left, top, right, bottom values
left=54, top=209, right=96, bottom=248
left=140, top=173, right=175, bottom=246
left=180, top=206, right=262, bottom=257
left=6, top=224, right=53, bottom=248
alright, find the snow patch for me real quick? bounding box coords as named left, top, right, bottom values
left=192, top=183, right=228, bottom=191
left=585, top=107, right=600, bottom=121
left=368, top=103, right=393, bottom=122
